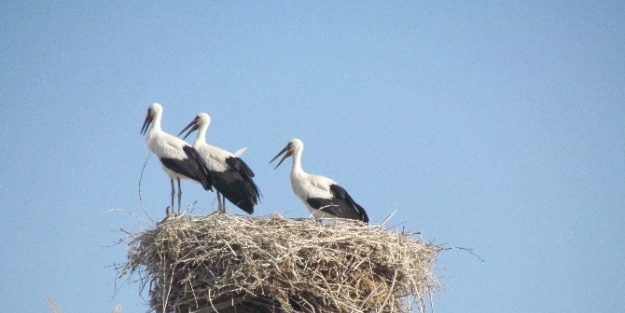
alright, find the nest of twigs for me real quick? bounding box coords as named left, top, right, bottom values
left=119, top=214, right=439, bottom=313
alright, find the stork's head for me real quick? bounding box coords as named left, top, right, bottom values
left=179, top=113, right=211, bottom=139
left=270, top=138, right=303, bottom=169
left=140, top=103, right=162, bottom=135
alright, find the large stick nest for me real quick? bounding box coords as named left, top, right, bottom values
left=119, top=214, right=439, bottom=313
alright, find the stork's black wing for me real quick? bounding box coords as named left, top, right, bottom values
left=210, top=156, right=260, bottom=214
left=160, top=145, right=214, bottom=191
left=306, top=184, right=369, bottom=223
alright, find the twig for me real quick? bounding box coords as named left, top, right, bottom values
left=381, top=210, right=398, bottom=226
left=138, top=151, right=155, bottom=224
left=380, top=269, right=398, bottom=311
left=441, top=246, right=485, bottom=262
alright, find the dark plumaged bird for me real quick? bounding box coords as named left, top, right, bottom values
left=179, top=113, right=259, bottom=214
left=270, top=138, right=369, bottom=223
left=140, top=103, right=213, bottom=214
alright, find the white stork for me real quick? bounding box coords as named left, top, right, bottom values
left=140, top=103, right=213, bottom=214
left=270, top=138, right=369, bottom=223
left=179, top=113, right=260, bottom=214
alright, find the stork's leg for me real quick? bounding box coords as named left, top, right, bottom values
left=177, top=178, right=182, bottom=215
left=169, top=179, right=175, bottom=214
left=222, top=195, right=227, bottom=214
left=217, top=192, right=223, bottom=214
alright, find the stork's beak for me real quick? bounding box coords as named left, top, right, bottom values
left=178, top=119, right=198, bottom=140
left=140, top=112, right=152, bottom=135
left=270, top=145, right=292, bottom=169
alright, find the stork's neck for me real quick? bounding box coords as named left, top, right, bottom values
left=151, top=111, right=163, bottom=132
left=290, top=148, right=306, bottom=177
left=194, top=123, right=209, bottom=146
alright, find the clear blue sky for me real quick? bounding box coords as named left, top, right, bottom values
left=1, top=2, right=624, bottom=312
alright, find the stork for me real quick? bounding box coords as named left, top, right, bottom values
left=270, top=138, right=369, bottom=223
left=140, top=103, right=213, bottom=215
left=179, top=113, right=260, bottom=214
